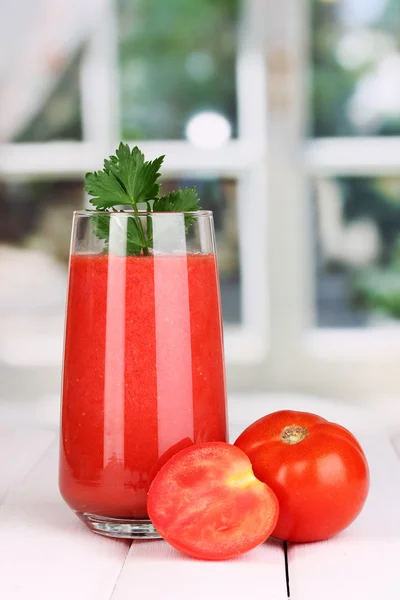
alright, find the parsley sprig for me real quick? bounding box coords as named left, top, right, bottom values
left=84, top=143, right=201, bottom=255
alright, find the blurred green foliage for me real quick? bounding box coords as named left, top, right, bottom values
left=118, top=0, right=238, bottom=139
left=330, top=175, right=400, bottom=320
left=354, top=235, right=400, bottom=319
left=312, top=0, right=400, bottom=137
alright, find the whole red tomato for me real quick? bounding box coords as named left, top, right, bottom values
left=235, top=410, right=369, bottom=543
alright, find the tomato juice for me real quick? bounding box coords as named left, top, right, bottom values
left=59, top=252, right=227, bottom=518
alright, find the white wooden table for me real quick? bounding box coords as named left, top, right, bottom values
left=1, top=393, right=400, bottom=599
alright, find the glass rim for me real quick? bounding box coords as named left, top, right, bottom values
left=74, top=209, right=213, bottom=217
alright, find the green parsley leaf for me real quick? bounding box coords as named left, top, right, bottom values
left=91, top=213, right=110, bottom=247
left=85, top=170, right=131, bottom=209
left=85, top=143, right=164, bottom=209
left=84, top=145, right=202, bottom=255
left=153, top=187, right=201, bottom=233
left=153, top=187, right=200, bottom=213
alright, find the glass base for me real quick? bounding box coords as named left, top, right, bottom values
left=78, top=512, right=161, bottom=539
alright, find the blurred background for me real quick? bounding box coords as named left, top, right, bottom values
left=1, top=0, right=400, bottom=407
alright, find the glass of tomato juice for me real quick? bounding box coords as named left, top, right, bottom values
left=59, top=211, right=228, bottom=538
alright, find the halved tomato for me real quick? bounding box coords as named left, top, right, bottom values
left=147, top=442, right=279, bottom=560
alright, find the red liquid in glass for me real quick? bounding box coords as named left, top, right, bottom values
left=59, top=253, right=227, bottom=518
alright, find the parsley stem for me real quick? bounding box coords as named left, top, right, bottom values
left=132, top=205, right=149, bottom=256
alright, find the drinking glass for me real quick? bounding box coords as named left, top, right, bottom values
left=59, top=210, right=227, bottom=538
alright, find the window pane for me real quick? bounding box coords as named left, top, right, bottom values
left=0, top=180, right=83, bottom=254
left=314, top=176, right=400, bottom=327
left=161, top=178, right=241, bottom=324
left=118, top=0, right=238, bottom=140
left=14, top=54, right=82, bottom=142
left=312, top=0, right=400, bottom=137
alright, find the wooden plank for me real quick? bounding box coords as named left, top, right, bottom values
left=111, top=539, right=287, bottom=600
left=0, top=441, right=130, bottom=600
left=288, top=431, right=400, bottom=599
left=0, top=428, right=55, bottom=502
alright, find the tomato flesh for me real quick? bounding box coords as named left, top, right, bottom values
left=147, top=442, right=279, bottom=560
left=235, top=410, right=370, bottom=543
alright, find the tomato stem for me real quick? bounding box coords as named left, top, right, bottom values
left=281, top=425, right=309, bottom=445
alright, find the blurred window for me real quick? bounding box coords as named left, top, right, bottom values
left=296, top=0, right=400, bottom=394
left=1, top=0, right=265, bottom=374
left=312, top=0, right=400, bottom=137
left=5, top=0, right=400, bottom=393
left=0, top=180, right=83, bottom=256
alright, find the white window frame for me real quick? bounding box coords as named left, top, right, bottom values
left=3, top=0, right=400, bottom=397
